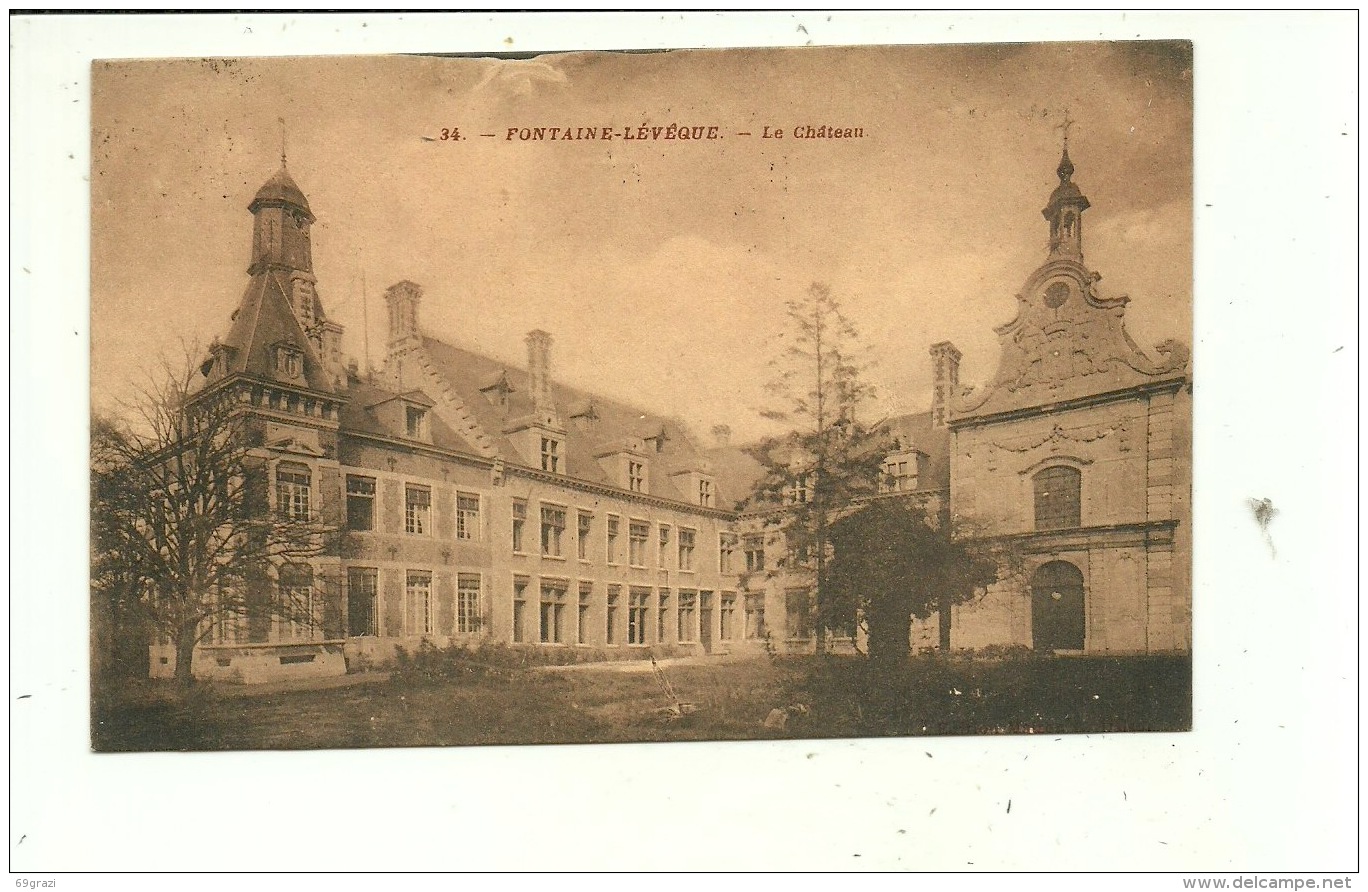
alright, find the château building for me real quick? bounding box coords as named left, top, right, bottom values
left=148, top=143, right=1190, bottom=682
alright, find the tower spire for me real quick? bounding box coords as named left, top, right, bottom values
left=1041, top=119, right=1090, bottom=261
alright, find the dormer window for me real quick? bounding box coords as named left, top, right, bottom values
left=405, top=405, right=430, bottom=440
left=698, top=478, right=714, bottom=507
left=628, top=460, right=646, bottom=493
left=275, top=344, right=302, bottom=379
left=540, top=437, right=562, bottom=473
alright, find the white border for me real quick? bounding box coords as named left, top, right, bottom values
left=9, top=10, right=1359, bottom=880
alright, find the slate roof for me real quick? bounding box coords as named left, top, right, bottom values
left=418, top=335, right=753, bottom=508
left=203, top=270, right=335, bottom=394
left=339, top=376, right=479, bottom=456
left=883, top=410, right=951, bottom=491
left=249, top=166, right=313, bottom=218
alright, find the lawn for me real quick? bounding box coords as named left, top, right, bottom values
left=91, top=651, right=1190, bottom=752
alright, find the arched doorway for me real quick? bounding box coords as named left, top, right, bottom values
left=1030, top=560, right=1085, bottom=652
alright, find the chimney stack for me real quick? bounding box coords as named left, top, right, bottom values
left=384, top=281, right=423, bottom=346
left=929, top=341, right=962, bottom=428
left=525, top=329, right=556, bottom=423
left=711, top=424, right=732, bottom=448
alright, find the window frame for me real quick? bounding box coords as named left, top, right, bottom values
left=540, top=436, right=561, bottom=474
left=512, top=576, right=530, bottom=643
left=539, top=580, right=568, bottom=644
left=678, top=528, right=696, bottom=573
left=1033, top=465, right=1083, bottom=531
left=512, top=499, right=528, bottom=553
left=606, top=514, right=621, bottom=565
left=540, top=503, right=567, bottom=558
left=345, top=474, right=376, bottom=532
left=347, top=566, right=379, bottom=637
left=577, top=511, right=593, bottom=562
left=677, top=590, right=698, bottom=643
left=406, top=569, right=435, bottom=636
left=628, top=519, right=649, bottom=568
left=275, top=462, right=312, bottom=522
left=455, top=491, right=482, bottom=541
left=404, top=484, right=432, bottom=536
left=456, top=573, right=482, bottom=634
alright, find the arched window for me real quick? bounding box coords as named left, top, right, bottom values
left=1033, top=465, right=1081, bottom=530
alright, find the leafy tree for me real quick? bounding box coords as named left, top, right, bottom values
left=91, top=352, right=336, bottom=685
left=825, top=498, right=999, bottom=665
left=747, top=282, right=890, bottom=654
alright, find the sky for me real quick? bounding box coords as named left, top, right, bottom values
left=91, top=41, right=1193, bottom=443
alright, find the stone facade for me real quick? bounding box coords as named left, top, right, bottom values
left=911, top=146, right=1192, bottom=655
left=150, top=146, right=1190, bottom=682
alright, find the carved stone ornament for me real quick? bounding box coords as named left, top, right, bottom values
left=954, top=259, right=1190, bottom=419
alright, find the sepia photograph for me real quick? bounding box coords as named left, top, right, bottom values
left=10, top=9, right=1359, bottom=879
left=88, top=41, right=1194, bottom=753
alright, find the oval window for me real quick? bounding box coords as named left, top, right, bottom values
left=1044, top=282, right=1070, bottom=309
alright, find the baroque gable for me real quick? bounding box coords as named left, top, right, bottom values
left=955, top=259, right=1189, bottom=421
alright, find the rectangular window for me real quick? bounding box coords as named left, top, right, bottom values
left=577, top=512, right=592, bottom=561
left=512, top=499, right=527, bottom=552
left=719, top=533, right=736, bottom=574
left=744, top=594, right=767, bottom=640
left=405, top=485, right=431, bottom=535
left=720, top=593, right=736, bottom=641
left=541, top=437, right=561, bottom=473
left=406, top=406, right=429, bottom=439
left=347, top=567, right=379, bottom=637
left=606, top=515, right=620, bottom=564
left=786, top=588, right=813, bottom=641
left=629, top=521, right=649, bottom=567
left=678, top=528, right=696, bottom=572
left=276, top=464, right=311, bottom=522
left=657, top=589, right=670, bottom=644
left=628, top=460, right=645, bottom=492
left=658, top=525, right=671, bottom=567
left=279, top=565, right=317, bottom=642
left=541, top=505, right=566, bottom=557
left=577, top=582, right=592, bottom=645
left=744, top=534, right=765, bottom=573
left=607, top=585, right=622, bottom=645
left=455, top=493, right=481, bottom=541
left=345, top=475, right=375, bottom=531
left=627, top=588, right=649, bottom=645
left=457, top=573, right=481, bottom=634
left=512, top=577, right=529, bottom=643
left=407, top=571, right=434, bottom=636
left=540, top=582, right=567, bottom=644
left=698, top=478, right=714, bottom=507
left=678, top=591, right=697, bottom=643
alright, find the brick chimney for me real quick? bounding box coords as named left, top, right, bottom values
left=384, top=281, right=423, bottom=347
left=929, top=341, right=962, bottom=428
left=383, top=281, right=423, bottom=391
left=525, top=329, right=557, bottom=425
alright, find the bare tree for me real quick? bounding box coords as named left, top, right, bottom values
left=748, top=282, right=890, bottom=654
left=91, top=349, right=336, bottom=684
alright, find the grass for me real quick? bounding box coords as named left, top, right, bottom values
left=91, top=651, right=1190, bottom=752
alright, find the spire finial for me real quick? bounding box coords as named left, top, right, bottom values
left=278, top=117, right=287, bottom=168
left=1054, top=109, right=1076, bottom=182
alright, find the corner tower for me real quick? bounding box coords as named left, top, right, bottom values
left=196, top=160, right=347, bottom=398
